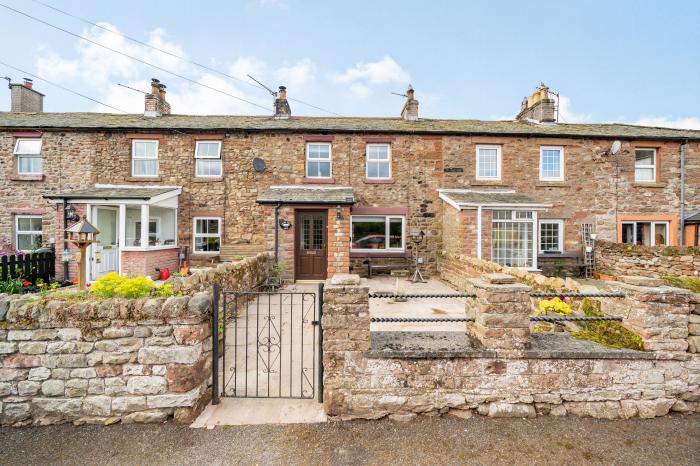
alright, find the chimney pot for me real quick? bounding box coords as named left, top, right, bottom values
left=516, top=83, right=556, bottom=123
left=274, top=85, right=291, bottom=119
left=23, top=78, right=33, bottom=89
left=144, top=78, right=171, bottom=117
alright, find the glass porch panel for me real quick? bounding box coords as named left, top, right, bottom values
left=125, top=206, right=141, bottom=246
left=492, top=221, right=533, bottom=268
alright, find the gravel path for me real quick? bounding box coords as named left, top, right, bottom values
left=1, top=415, right=698, bottom=465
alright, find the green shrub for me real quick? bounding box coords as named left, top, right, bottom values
left=89, top=272, right=126, bottom=298
left=151, top=283, right=174, bottom=297
left=91, top=274, right=154, bottom=299
left=662, top=275, right=700, bottom=294
left=571, top=298, right=646, bottom=351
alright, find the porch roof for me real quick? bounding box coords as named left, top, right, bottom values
left=438, top=189, right=552, bottom=210
left=45, top=185, right=181, bottom=202
left=257, top=185, right=355, bottom=205
left=686, top=210, right=700, bottom=224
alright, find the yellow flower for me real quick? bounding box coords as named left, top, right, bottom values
left=537, top=297, right=572, bottom=316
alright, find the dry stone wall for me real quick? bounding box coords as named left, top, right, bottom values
left=595, top=240, right=700, bottom=278
left=322, top=275, right=700, bottom=421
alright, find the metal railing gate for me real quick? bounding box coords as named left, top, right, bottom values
left=212, top=283, right=323, bottom=404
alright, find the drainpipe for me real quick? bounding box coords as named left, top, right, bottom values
left=274, top=203, right=281, bottom=263
left=680, top=140, right=687, bottom=246
left=476, top=206, right=483, bottom=259
left=62, top=199, right=69, bottom=280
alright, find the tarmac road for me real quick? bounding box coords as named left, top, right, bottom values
left=0, top=414, right=698, bottom=465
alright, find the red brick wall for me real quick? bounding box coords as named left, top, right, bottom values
left=121, top=248, right=179, bottom=279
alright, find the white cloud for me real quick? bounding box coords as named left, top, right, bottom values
left=556, top=95, right=591, bottom=124
left=230, top=56, right=266, bottom=81
left=273, top=58, right=315, bottom=93
left=632, top=116, right=700, bottom=130
left=333, top=56, right=410, bottom=98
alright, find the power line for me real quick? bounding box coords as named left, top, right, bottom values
left=0, top=60, right=129, bottom=113
left=0, top=2, right=271, bottom=112
left=28, top=0, right=343, bottom=117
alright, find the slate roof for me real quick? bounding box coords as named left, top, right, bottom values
left=44, top=185, right=180, bottom=200
left=2, top=112, right=700, bottom=140
left=439, top=189, right=551, bottom=208
left=257, top=186, right=355, bottom=205
left=686, top=211, right=700, bottom=223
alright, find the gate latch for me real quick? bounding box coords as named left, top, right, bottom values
left=311, top=320, right=320, bottom=326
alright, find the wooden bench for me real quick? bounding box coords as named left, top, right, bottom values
left=218, top=244, right=266, bottom=262
left=364, top=258, right=409, bottom=279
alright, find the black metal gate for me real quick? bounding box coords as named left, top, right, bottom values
left=211, top=283, right=323, bottom=404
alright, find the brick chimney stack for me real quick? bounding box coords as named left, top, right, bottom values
left=400, top=85, right=419, bottom=120
left=274, top=86, right=291, bottom=119
left=516, top=83, right=556, bottom=123
left=9, top=78, right=44, bottom=113
left=144, top=78, right=171, bottom=117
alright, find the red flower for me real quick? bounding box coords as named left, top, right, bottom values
left=22, top=280, right=31, bottom=286
left=86, top=283, right=92, bottom=288
left=71, top=278, right=78, bottom=284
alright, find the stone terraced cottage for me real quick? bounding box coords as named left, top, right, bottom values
left=1, top=79, right=699, bottom=282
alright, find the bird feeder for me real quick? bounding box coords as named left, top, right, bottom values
left=65, top=216, right=100, bottom=291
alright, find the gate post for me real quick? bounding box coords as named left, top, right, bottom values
left=317, top=282, right=324, bottom=403
left=211, top=282, right=220, bottom=405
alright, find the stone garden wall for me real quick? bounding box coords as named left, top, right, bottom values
left=595, top=240, right=700, bottom=278
left=0, top=253, right=272, bottom=426
left=322, top=275, right=700, bottom=421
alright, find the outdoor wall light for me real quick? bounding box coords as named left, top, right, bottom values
left=279, top=219, right=292, bottom=230
left=336, top=205, right=342, bottom=220
left=65, top=204, right=80, bottom=223
left=61, top=248, right=72, bottom=263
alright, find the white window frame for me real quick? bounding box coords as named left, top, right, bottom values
left=539, top=146, right=564, bottom=181
left=539, top=219, right=564, bottom=253
left=15, top=214, right=43, bottom=252
left=475, top=145, right=502, bottom=180
left=194, top=140, right=223, bottom=177
left=350, top=215, right=405, bottom=252
left=14, top=138, right=43, bottom=175
left=621, top=221, right=669, bottom=246
left=192, top=217, right=222, bottom=254
left=135, top=217, right=161, bottom=246
left=634, top=148, right=657, bottom=183
left=365, top=144, right=392, bottom=180
left=131, top=139, right=159, bottom=177
left=491, top=209, right=538, bottom=270
left=305, top=142, right=332, bottom=179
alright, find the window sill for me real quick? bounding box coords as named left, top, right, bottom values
left=9, top=174, right=45, bottom=181
left=127, top=176, right=162, bottom=182
left=471, top=180, right=505, bottom=187
left=536, top=181, right=569, bottom=187
left=632, top=182, right=665, bottom=188
left=303, top=177, right=335, bottom=184
left=363, top=178, right=395, bottom=184
left=193, top=177, right=224, bottom=183
left=121, top=245, right=179, bottom=252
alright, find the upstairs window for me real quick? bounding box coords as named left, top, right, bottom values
left=195, top=141, right=222, bottom=177
left=306, top=143, right=332, bottom=178
left=14, top=138, right=43, bottom=174
left=476, top=145, right=501, bottom=180
left=634, top=149, right=656, bottom=182
left=539, top=219, right=564, bottom=253
left=132, top=140, right=159, bottom=177
left=193, top=217, right=221, bottom=253
left=540, top=146, right=564, bottom=181
left=366, top=144, right=391, bottom=179
left=15, top=215, right=43, bottom=251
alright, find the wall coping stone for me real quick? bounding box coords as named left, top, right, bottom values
left=330, top=274, right=361, bottom=285
left=469, top=278, right=531, bottom=292
left=619, top=276, right=665, bottom=287
left=609, top=281, right=695, bottom=296
left=482, top=273, right=516, bottom=285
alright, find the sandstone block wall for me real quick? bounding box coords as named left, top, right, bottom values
left=0, top=292, right=213, bottom=426
left=322, top=276, right=700, bottom=421
left=595, top=240, right=700, bottom=278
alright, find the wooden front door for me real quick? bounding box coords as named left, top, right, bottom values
left=295, top=211, right=327, bottom=280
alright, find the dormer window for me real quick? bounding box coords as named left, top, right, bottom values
left=14, top=138, right=43, bottom=174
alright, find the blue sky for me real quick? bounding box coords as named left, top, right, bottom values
left=1, top=0, right=698, bottom=128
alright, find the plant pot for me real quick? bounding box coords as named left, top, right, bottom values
left=592, top=271, right=614, bottom=281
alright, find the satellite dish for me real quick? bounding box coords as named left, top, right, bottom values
left=610, top=140, right=621, bottom=155
left=252, top=157, right=266, bottom=173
